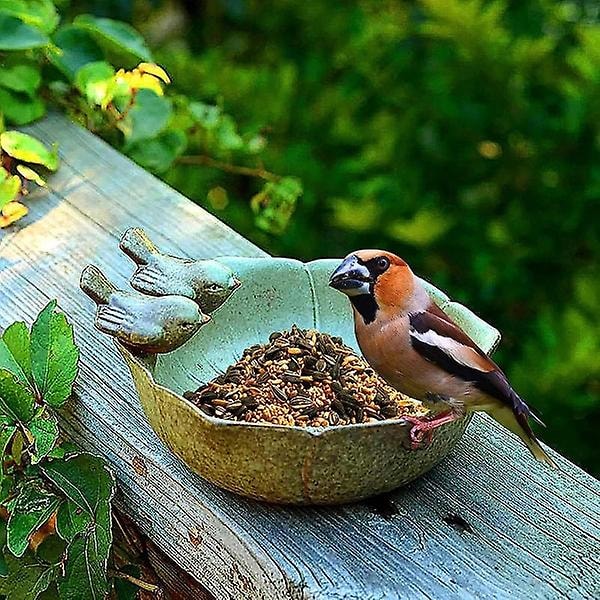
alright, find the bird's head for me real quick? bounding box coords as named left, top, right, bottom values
left=328, top=250, right=414, bottom=324
left=195, top=260, right=241, bottom=313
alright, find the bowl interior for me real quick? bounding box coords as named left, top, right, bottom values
left=153, top=257, right=501, bottom=398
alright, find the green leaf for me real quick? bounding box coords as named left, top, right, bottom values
left=0, top=14, right=48, bottom=50
left=0, top=63, right=41, bottom=98
left=251, top=177, right=303, bottom=235
left=7, top=482, right=60, bottom=557
left=55, top=498, right=91, bottom=542
left=0, top=423, right=17, bottom=459
left=0, top=0, right=59, bottom=35
left=0, top=553, right=54, bottom=600
left=30, top=301, right=79, bottom=408
left=74, top=61, right=115, bottom=106
left=17, top=164, right=46, bottom=187
left=41, top=454, right=115, bottom=521
left=2, top=321, right=32, bottom=382
left=189, top=101, right=221, bottom=129
left=119, top=89, right=172, bottom=144
left=0, top=131, right=58, bottom=171
left=28, top=408, right=59, bottom=463
left=0, top=369, right=35, bottom=423
left=126, top=128, right=187, bottom=172
left=35, top=534, right=66, bottom=564
left=58, top=528, right=109, bottom=600
left=42, top=454, right=115, bottom=600
left=73, top=15, right=152, bottom=62
left=0, top=173, right=21, bottom=210
left=50, top=25, right=104, bottom=81
left=0, top=88, right=45, bottom=125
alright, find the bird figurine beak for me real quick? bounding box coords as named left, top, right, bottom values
left=329, top=255, right=372, bottom=296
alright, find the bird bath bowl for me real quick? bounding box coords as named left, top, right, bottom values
left=119, top=257, right=500, bottom=505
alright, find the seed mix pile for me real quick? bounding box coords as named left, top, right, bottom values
left=184, top=325, right=429, bottom=427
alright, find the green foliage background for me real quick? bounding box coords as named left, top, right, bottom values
left=65, top=0, right=599, bottom=475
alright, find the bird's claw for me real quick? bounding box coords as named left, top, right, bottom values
left=402, top=416, right=434, bottom=450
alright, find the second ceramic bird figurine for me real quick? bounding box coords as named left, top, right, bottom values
left=120, top=228, right=240, bottom=313
left=80, top=265, right=210, bottom=353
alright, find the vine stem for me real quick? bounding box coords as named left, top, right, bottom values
left=177, top=155, right=280, bottom=182
left=108, top=570, right=159, bottom=592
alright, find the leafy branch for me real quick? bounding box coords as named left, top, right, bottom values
left=0, top=302, right=117, bottom=599
left=0, top=2, right=303, bottom=235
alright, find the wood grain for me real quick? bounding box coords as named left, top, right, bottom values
left=1, top=114, right=598, bottom=600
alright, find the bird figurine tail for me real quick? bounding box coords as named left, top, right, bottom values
left=80, top=265, right=117, bottom=305
left=120, top=227, right=159, bottom=265
left=491, top=405, right=556, bottom=468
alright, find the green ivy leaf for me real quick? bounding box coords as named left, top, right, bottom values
left=0, top=553, right=54, bottom=600
left=0, top=369, right=35, bottom=423
left=126, top=128, right=187, bottom=172
left=0, top=0, right=59, bottom=35
left=30, top=301, right=79, bottom=408
left=0, top=173, right=21, bottom=210
left=74, top=61, right=115, bottom=106
left=0, top=63, right=41, bottom=98
left=0, top=14, right=48, bottom=50
left=0, top=88, right=45, bottom=126
left=119, top=88, right=172, bottom=144
left=0, top=131, right=58, bottom=171
left=73, top=15, right=152, bottom=63
left=50, top=25, right=104, bottom=81
left=2, top=321, right=32, bottom=382
left=7, top=482, right=60, bottom=557
left=28, top=408, right=59, bottom=463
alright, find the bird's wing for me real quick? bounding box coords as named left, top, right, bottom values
left=408, top=307, right=520, bottom=406
left=409, top=307, right=495, bottom=372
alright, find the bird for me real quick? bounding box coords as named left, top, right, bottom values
left=329, top=250, right=555, bottom=467
left=119, top=227, right=241, bottom=314
left=80, top=265, right=210, bottom=353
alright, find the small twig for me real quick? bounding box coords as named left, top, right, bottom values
left=109, top=570, right=159, bottom=592
left=177, top=154, right=280, bottom=182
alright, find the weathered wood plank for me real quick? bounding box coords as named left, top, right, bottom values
left=1, top=113, right=598, bottom=600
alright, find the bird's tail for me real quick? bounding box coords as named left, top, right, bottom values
left=80, top=265, right=117, bottom=305
left=120, top=227, right=159, bottom=265
left=490, top=404, right=556, bottom=468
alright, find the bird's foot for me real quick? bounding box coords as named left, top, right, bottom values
left=402, top=411, right=461, bottom=450
left=402, top=416, right=434, bottom=450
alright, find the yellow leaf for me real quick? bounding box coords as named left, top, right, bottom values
left=16, top=164, right=46, bottom=187
left=114, top=69, right=164, bottom=96
left=138, top=62, right=171, bottom=84
left=0, top=201, right=28, bottom=228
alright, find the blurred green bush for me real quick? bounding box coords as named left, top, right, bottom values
left=68, top=0, right=600, bottom=475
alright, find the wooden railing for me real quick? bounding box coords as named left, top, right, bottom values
left=1, top=113, right=598, bottom=600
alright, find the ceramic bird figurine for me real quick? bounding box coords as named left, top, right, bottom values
left=329, top=250, right=555, bottom=467
left=80, top=265, right=209, bottom=353
left=119, top=227, right=240, bottom=313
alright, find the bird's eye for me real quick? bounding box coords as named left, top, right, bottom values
left=376, top=256, right=390, bottom=271
left=206, top=284, right=221, bottom=293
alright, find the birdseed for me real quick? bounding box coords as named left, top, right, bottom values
left=184, top=325, right=429, bottom=427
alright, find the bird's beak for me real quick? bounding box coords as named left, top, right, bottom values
left=231, top=277, right=242, bottom=290
left=329, top=256, right=371, bottom=296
